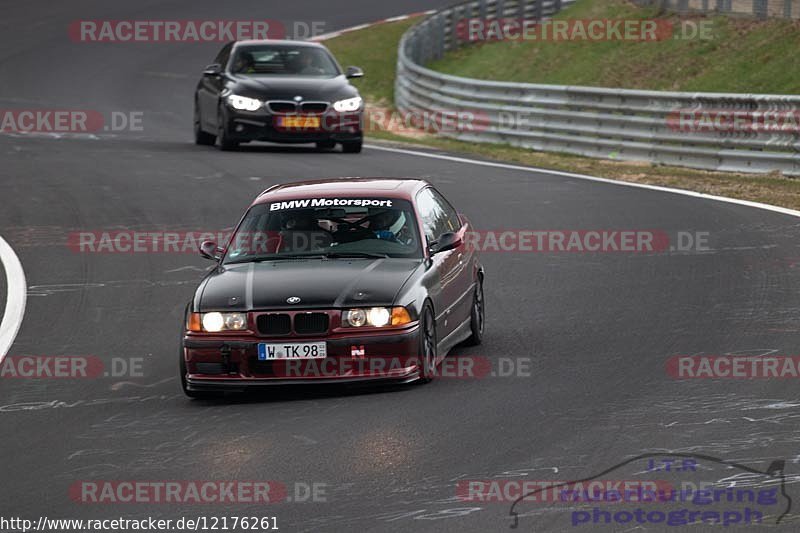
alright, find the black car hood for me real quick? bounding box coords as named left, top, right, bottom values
left=198, top=258, right=422, bottom=311
left=227, top=74, right=357, bottom=101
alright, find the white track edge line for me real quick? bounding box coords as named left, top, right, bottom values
left=365, top=144, right=800, bottom=219
left=0, top=235, right=26, bottom=363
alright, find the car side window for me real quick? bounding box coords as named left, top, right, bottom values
left=429, top=188, right=460, bottom=234
left=214, top=42, right=234, bottom=69
left=416, top=188, right=460, bottom=244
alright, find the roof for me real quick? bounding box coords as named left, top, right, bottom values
left=254, top=178, right=429, bottom=204
left=234, top=40, right=327, bottom=48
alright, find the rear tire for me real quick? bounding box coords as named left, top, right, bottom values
left=417, top=304, right=437, bottom=384
left=464, top=277, right=485, bottom=346
left=194, top=102, right=216, bottom=146
left=342, top=140, right=362, bottom=154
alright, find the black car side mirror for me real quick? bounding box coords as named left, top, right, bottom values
left=203, top=63, right=222, bottom=76
left=430, top=232, right=462, bottom=255
left=199, top=240, right=223, bottom=261
left=345, top=66, right=364, bottom=79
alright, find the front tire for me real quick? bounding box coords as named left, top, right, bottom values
left=464, top=277, right=485, bottom=346
left=194, top=101, right=216, bottom=146
left=417, top=304, right=437, bottom=383
left=216, top=104, right=239, bottom=151
left=342, top=140, right=362, bottom=154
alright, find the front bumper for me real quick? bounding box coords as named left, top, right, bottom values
left=224, top=105, right=363, bottom=144
left=183, top=324, right=421, bottom=391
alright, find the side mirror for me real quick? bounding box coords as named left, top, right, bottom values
left=203, top=63, right=222, bottom=76
left=430, top=232, right=462, bottom=255
left=199, top=240, right=223, bottom=261
left=345, top=66, right=364, bottom=79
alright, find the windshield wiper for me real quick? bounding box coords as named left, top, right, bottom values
left=225, top=253, right=328, bottom=265
left=324, top=252, right=390, bottom=259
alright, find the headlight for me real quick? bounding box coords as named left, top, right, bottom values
left=333, top=96, right=363, bottom=112
left=366, top=307, right=391, bottom=327
left=227, top=94, right=262, bottom=111
left=188, top=312, right=248, bottom=332
left=343, top=307, right=412, bottom=328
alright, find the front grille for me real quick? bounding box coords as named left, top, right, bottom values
left=300, top=102, right=329, bottom=114
left=267, top=101, right=297, bottom=114
left=294, top=313, right=329, bottom=335
left=257, top=313, right=291, bottom=335
left=267, top=101, right=330, bottom=115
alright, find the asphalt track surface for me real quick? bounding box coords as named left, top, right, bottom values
left=2, top=1, right=800, bottom=532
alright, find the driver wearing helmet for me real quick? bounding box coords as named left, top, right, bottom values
left=369, top=209, right=402, bottom=242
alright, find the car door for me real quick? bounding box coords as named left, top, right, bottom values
left=197, top=42, right=232, bottom=130
left=428, top=187, right=473, bottom=332
left=416, top=187, right=466, bottom=341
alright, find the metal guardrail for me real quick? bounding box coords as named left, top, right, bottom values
left=634, top=0, right=800, bottom=20
left=395, top=0, right=800, bottom=175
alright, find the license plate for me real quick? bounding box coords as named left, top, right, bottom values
left=258, top=342, right=327, bottom=360
left=276, top=116, right=321, bottom=129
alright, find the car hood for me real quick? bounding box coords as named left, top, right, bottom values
left=197, top=258, right=422, bottom=311
left=228, top=75, right=357, bottom=101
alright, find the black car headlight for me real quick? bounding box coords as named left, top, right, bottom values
left=343, top=307, right=412, bottom=328
left=332, top=97, right=363, bottom=112
left=227, top=94, right=262, bottom=111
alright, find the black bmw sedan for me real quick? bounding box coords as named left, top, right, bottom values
left=194, top=40, right=365, bottom=152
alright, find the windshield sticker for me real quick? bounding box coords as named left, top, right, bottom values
left=270, top=198, right=393, bottom=211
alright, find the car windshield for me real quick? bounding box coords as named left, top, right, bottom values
left=222, top=198, right=422, bottom=264
left=230, top=45, right=341, bottom=77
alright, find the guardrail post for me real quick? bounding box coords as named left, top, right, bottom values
left=753, top=0, right=768, bottom=18
left=434, top=15, right=445, bottom=59
left=532, top=0, right=543, bottom=19
left=496, top=0, right=506, bottom=18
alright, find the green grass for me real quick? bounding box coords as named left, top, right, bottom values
left=321, top=9, right=800, bottom=210
left=327, top=18, right=419, bottom=105
left=428, top=0, right=800, bottom=93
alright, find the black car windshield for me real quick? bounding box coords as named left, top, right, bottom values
left=230, top=45, right=341, bottom=77
left=223, top=198, right=423, bottom=264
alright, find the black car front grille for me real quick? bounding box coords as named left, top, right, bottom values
left=294, top=313, right=330, bottom=335
left=267, top=101, right=330, bottom=115
left=255, top=312, right=330, bottom=336
left=257, top=313, right=292, bottom=335
left=267, top=101, right=297, bottom=114
left=300, top=102, right=329, bottom=114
